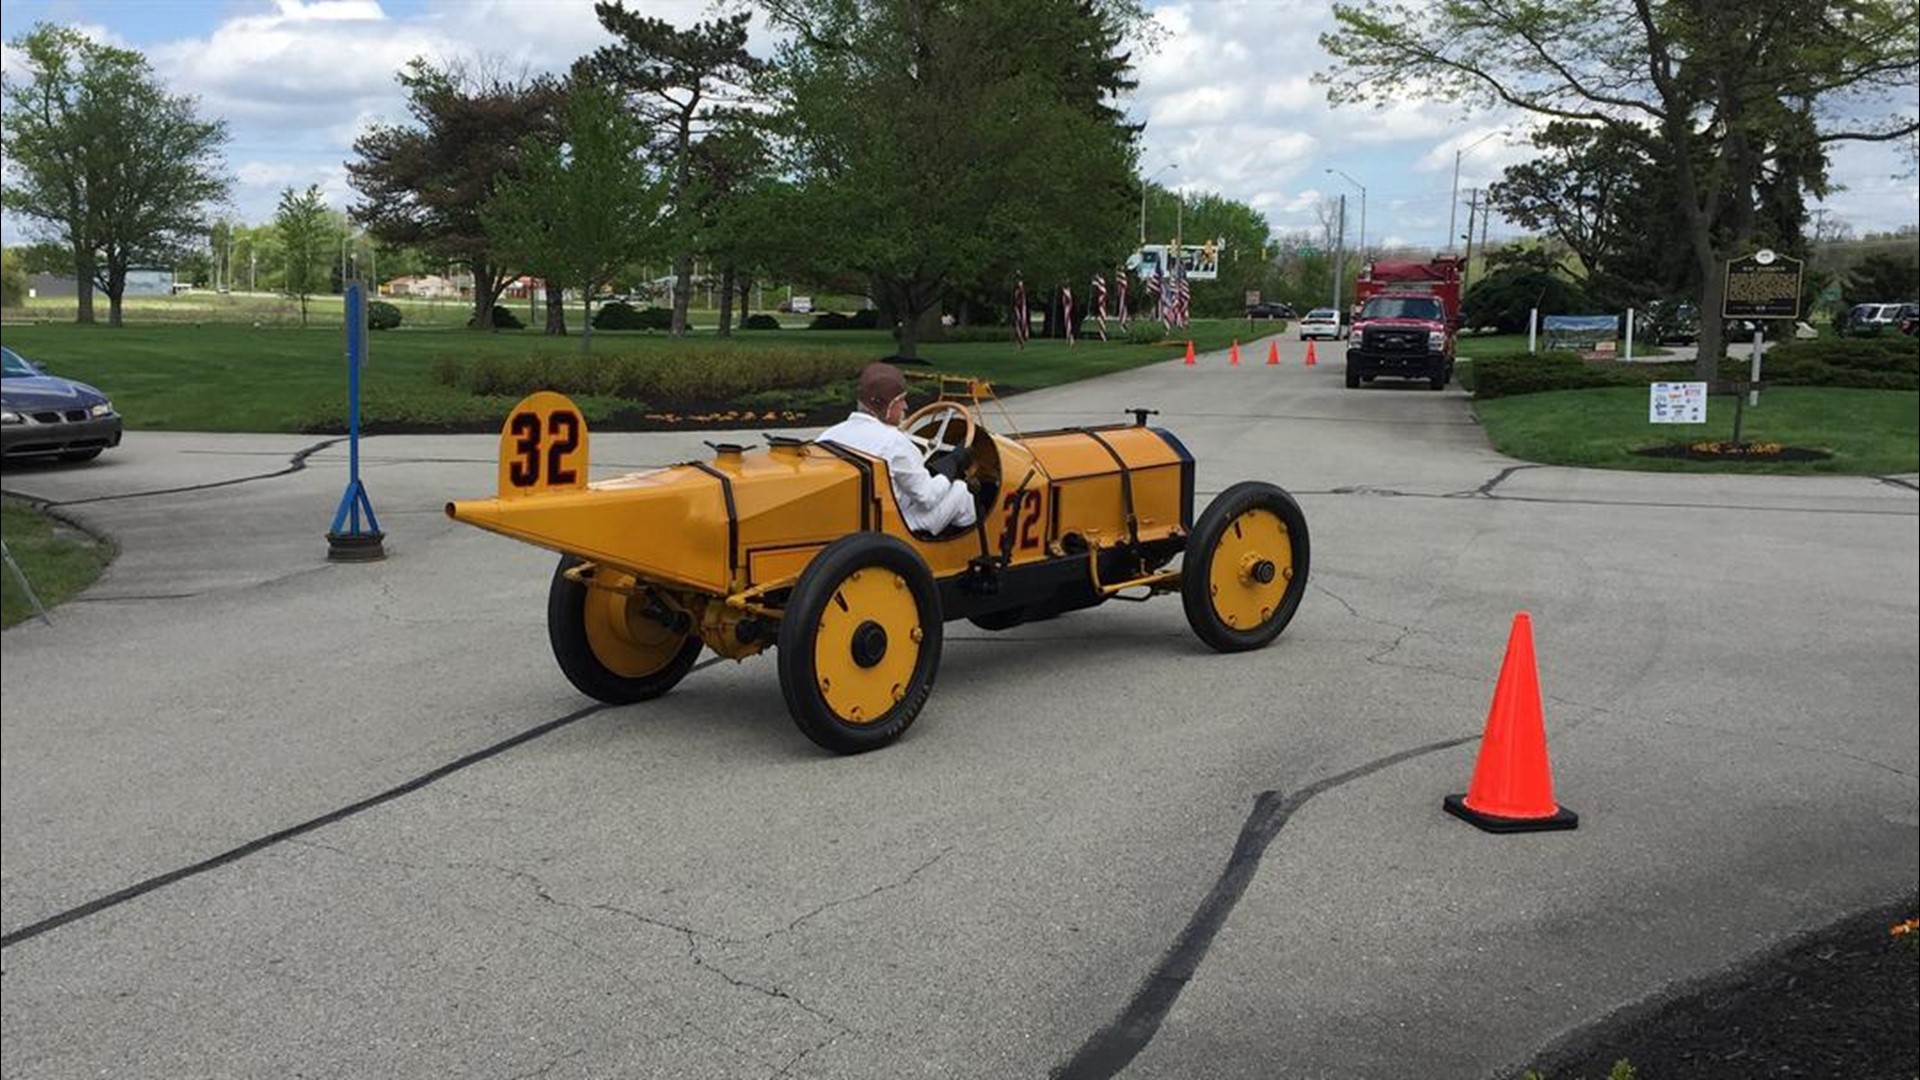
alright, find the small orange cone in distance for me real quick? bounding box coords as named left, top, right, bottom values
left=1267, top=340, right=1280, bottom=365
left=1305, top=340, right=1318, bottom=366
left=1184, top=340, right=1196, bottom=365
left=1444, top=612, right=1579, bottom=833
left=1230, top=340, right=1241, bottom=365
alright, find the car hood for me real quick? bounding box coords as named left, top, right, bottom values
left=1, top=375, right=108, bottom=410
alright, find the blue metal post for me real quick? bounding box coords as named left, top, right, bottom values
left=327, top=282, right=385, bottom=560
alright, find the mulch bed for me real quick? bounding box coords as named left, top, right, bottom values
left=1523, top=895, right=1920, bottom=1079
left=1633, top=442, right=1833, bottom=463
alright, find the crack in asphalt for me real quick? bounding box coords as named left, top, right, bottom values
left=0, top=436, right=347, bottom=508
left=0, top=699, right=617, bottom=951
left=1050, top=735, right=1480, bottom=1080
left=786, top=845, right=954, bottom=933
left=504, top=1048, right=586, bottom=1080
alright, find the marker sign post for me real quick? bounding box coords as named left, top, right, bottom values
left=1723, top=249, right=1803, bottom=407
left=326, top=281, right=385, bottom=561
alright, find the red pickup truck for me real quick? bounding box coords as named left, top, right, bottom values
left=1346, top=258, right=1464, bottom=390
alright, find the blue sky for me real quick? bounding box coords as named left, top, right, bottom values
left=3, top=0, right=1916, bottom=256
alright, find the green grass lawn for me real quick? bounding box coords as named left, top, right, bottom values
left=1, top=498, right=113, bottom=628
left=1472, top=386, right=1919, bottom=474
left=0, top=319, right=1249, bottom=434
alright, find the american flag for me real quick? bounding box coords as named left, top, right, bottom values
left=1012, top=280, right=1029, bottom=347
left=1062, top=284, right=1075, bottom=346
left=1149, top=263, right=1165, bottom=325
left=1115, top=269, right=1129, bottom=330
left=1168, top=266, right=1190, bottom=329
left=1092, top=274, right=1108, bottom=341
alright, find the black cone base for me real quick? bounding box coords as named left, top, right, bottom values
left=326, top=531, right=387, bottom=562
left=1444, top=793, right=1578, bottom=834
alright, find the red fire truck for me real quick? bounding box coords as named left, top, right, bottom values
left=1346, top=257, right=1464, bottom=390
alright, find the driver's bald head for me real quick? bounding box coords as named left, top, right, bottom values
left=858, top=362, right=907, bottom=415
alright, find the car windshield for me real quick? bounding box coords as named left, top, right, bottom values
left=1, top=347, right=35, bottom=377
left=1361, top=297, right=1444, bottom=320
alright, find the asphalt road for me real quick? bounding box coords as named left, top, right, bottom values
left=4, top=338, right=1916, bottom=1080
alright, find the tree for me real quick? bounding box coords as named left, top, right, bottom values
left=2, top=23, right=230, bottom=326
left=1461, top=262, right=1596, bottom=333
left=1320, top=0, right=1920, bottom=377
left=483, top=84, right=667, bottom=353
left=1, top=247, right=27, bottom=308
left=581, top=5, right=767, bottom=337
left=764, top=0, right=1146, bottom=357
left=1844, top=250, right=1920, bottom=305
left=275, top=185, right=333, bottom=327
left=348, top=58, right=564, bottom=332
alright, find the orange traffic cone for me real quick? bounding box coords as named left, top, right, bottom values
left=1304, top=340, right=1318, bottom=366
left=1266, top=340, right=1280, bottom=365
left=1444, top=612, right=1578, bottom=833
left=1184, top=341, right=1196, bottom=365
left=1230, top=340, right=1241, bottom=366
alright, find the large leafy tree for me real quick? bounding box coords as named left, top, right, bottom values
left=348, top=58, right=564, bottom=331
left=1320, top=0, right=1919, bottom=377
left=274, top=184, right=333, bottom=327
left=764, top=0, right=1146, bottom=357
left=483, top=84, right=667, bottom=353
left=580, top=6, right=766, bottom=337
left=1, top=23, right=230, bottom=326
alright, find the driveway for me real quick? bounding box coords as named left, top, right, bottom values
left=3, top=337, right=1915, bottom=1079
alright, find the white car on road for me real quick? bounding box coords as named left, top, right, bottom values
left=1298, top=308, right=1346, bottom=340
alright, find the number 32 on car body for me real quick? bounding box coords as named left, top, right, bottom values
left=497, top=390, right=591, bottom=499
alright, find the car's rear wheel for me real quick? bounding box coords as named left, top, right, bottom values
left=1181, top=482, right=1310, bottom=653
left=777, top=534, right=942, bottom=753
left=548, top=555, right=704, bottom=704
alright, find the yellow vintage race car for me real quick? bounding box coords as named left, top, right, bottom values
left=446, top=379, right=1309, bottom=753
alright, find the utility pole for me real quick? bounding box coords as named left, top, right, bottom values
left=1461, top=189, right=1480, bottom=292
left=1331, top=194, right=1347, bottom=316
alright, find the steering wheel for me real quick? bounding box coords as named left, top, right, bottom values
left=900, top=401, right=978, bottom=467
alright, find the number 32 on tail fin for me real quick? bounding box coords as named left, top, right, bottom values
left=498, top=391, right=591, bottom=499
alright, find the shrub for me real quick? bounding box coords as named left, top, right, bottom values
left=1469, top=352, right=1656, bottom=399
left=848, top=309, right=879, bottom=330
left=448, top=346, right=872, bottom=406
left=366, top=300, right=403, bottom=331
left=809, top=311, right=856, bottom=330
left=593, top=301, right=673, bottom=331
left=1125, top=320, right=1167, bottom=344
left=467, top=304, right=525, bottom=330
left=742, top=313, right=781, bottom=330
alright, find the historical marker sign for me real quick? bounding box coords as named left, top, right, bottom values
left=1723, top=249, right=1803, bottom=320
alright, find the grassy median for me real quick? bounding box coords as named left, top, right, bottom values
left=1, top=498, right=112, bottom=628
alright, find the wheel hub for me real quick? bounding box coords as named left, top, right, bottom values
left=850, top=620, right=889, bottom=667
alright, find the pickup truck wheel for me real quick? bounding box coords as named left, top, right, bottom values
left=548, top=556, right=704, bottom=704
left=1181, top=481, right=1310, bottom=653
left=1345, top=367, right=1361, bottom=389
left=778, top=533, right=942, bottom=753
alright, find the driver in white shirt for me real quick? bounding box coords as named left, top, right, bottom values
left=818, top=362, right=978, bottom=535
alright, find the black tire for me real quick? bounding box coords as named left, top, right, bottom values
left=777, top=534, right=943, bottom=753
left=1345, top=365, right=1361, bottom=389
left=548, top=555, right=704, bottom=704
left=1429, top=361, right=1448, bottom=390
left=1181, top=481, right=1310, bottom=653
left=58, top=449, right=102, bottom=463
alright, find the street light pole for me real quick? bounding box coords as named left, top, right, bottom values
left=1140, top=162, right=1177, bottom=247
left=1448, top=130, right=1504, bottom=254
left=1325, top=167, right=1366, bottom=262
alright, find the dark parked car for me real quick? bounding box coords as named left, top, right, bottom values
left=1, top=345, right=123, bottom=463
left=1246, top=301, right=1296, bottom=320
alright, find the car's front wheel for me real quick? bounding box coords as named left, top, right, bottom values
left=58, top=449, right=102, bottom=463
left=1181, top=481, right=1310, bottom=653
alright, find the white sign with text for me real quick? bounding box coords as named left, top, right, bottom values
left=1649, top=381, right=1708, bottom=424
